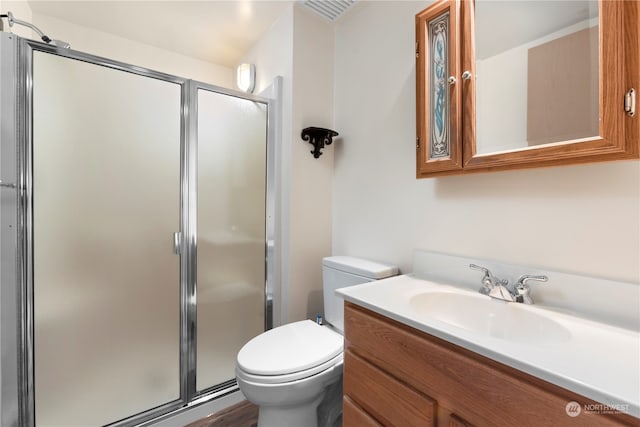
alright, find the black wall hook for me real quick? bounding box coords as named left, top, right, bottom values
left=301, top=127, right=339, bottom=158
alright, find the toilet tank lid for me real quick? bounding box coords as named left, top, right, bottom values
left=322, top=256, right=398, bottom=279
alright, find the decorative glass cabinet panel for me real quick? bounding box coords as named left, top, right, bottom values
left=415, top=0, right=638, bottom=178
left=416, top=0, right=462, bottom=175
left=429, top=12, right=451, bottom=159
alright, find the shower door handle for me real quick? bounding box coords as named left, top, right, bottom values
left=173, top=232, right=182, bottom=255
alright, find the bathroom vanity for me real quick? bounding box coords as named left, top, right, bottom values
left=343, top=302, right=635, bottom=426
left=337, top=253, right=640, bottom=427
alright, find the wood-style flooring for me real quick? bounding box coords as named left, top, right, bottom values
left=185, top=400, right=258, bottom=427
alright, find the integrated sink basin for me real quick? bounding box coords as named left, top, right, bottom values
left=409, top=291, right=572, bottom=343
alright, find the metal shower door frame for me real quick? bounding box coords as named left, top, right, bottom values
left=183, top=79, right=277, bottom=401
left=0, top=33, right=276, bottom=427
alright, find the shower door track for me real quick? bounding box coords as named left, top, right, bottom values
left=0, top=33, right=277, bottom=427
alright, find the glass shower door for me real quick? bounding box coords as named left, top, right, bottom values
left=2, top=35, right=275, bottom=427
left=32, top=51, right=182, bottom=426
left=195, top=88, right=268, bottom=391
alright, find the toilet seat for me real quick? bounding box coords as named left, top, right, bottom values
left=236, top=352, right=343, bottom=384
left=236, top=320, right=343, bottom=384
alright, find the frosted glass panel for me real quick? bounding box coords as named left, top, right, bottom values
left=33, top=52, right=181, bottom=426
left=196, top=90, right=267, bottom=391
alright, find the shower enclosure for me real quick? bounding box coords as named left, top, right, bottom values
left=0, top=33, right=277, bottom=427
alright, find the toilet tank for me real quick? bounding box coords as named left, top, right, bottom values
left=322, top=256, right=398, bottom=333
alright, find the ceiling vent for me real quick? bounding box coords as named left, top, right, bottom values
left=301, top=0, right=357, bottom=22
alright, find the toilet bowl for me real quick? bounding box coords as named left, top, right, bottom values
left=236, top=320, right=344, bottom=427
left=236, top=256, right=398, bottom=427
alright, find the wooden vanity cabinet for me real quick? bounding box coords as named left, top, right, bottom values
left=342, top=302, right=637, bottom=427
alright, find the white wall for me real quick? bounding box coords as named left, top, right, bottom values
left=290, top=6, right=334, bottom=321
left=31, top=13, right=233, bottom=87
left=241, top=4, right=334, bottom=323
left=333, top=0, right=640, bottom=284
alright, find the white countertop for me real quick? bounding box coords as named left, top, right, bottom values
left=337, top=274, right=640, bottom=418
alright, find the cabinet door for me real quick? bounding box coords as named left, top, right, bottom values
left=461, top=0, right=634, bottom=170
left=416, top=0, right=463, bottom=176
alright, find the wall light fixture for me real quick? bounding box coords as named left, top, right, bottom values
left=236, top=63, right=256, bottom=93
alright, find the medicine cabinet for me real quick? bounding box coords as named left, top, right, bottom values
left=415, top=0, right=638, bottom=178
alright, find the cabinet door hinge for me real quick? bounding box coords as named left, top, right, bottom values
left=625, top=88, right=636, bottom=117
left=415, top=41, right=419, bottom=58
left=416, top=136, right=420, bottom=150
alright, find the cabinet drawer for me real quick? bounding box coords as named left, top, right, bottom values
left=344, top=302, right=634, bottom=426
left=343, top=396, right=382, bottom=427
left=344, top=349, right=435, bottom=426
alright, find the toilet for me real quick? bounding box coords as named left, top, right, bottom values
left=235, top=256, right=398, bottom=427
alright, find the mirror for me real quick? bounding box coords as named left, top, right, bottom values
left=474, top=1, right=599, bottom=155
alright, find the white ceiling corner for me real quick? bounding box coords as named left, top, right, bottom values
left=25, top=0, right=295, bottom=68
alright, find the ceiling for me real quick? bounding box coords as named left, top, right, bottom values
left=15, top=1, right=597, bottom=67
left=24, top=1, right=295, bottom=67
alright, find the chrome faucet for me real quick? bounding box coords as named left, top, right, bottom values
left=469, top=264, right=514, bottom=301
left=469, top=264, right=548, bottom=304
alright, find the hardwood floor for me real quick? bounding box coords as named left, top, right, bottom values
left=185, top=400, right=259, bottom=427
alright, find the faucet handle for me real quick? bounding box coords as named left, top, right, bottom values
left=515, top=275, right=548, bottom=304
left=469, top=263, right=490, bottom=276
left=469, top=264, right=496, bottom=294
left=516, top=275, right=548, bottom=287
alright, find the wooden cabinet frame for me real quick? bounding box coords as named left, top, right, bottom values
left=416, top=0, right=462, bottom=175
left=416, top=0, right=639, bottom=178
